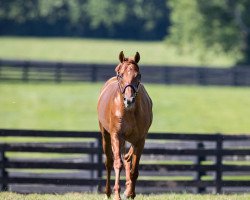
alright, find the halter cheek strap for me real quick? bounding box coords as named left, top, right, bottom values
left=117, top=73, right=140, bottom=97
left=116, top=60, right=141, bottom=97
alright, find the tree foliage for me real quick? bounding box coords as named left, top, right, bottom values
left=0, top=0, right=169, bottom=40
left=167, top=0, right=250, bottom=64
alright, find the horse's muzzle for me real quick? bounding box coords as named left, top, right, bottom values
left=124, top=97, right=135, bottom=108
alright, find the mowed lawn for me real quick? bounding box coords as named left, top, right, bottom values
left=1, top=82, right=250, bottom=134
left=0, top=37, right=236, bottom=67
left=1, top=192, right=250, bottom=200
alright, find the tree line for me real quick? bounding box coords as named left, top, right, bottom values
left=0, top=0, right=169, bottom=40
left=167, top=0, right=250, bottom=65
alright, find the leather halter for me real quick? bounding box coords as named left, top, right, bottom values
left=116, top=61, right=141, bottom=98
left=117, top=74, right=140, bottom=95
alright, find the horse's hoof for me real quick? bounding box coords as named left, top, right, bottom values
left=112, top=194, right=122, bottom=200
left=122, top=192, right=133, bottom=200
left=113, top=197, right=122, bottom=200
left=104, top=194, right=110, bottom=200
left=122, top=194, right=127, bottom=200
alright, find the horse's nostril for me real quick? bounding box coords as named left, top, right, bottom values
left=124, top=99, right=130, bottom=105
left=123, top=97, right=135, bottom=108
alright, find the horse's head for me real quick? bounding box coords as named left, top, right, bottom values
left=115, top=51, right=141, bottom=109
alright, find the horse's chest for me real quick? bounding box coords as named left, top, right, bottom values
left=121, top=117, right=137, bottom=133
left=119, top=114, right=142, bottom=143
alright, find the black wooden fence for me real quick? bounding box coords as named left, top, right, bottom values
left=0, top=129, right=250, bottom=194
left=1, top=59, right=250, bottom=86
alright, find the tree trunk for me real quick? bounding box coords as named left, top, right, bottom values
left=240, top=33, right=250, bottom=66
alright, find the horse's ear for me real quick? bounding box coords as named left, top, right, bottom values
left=119, top=51, right=124, bottom=63
left=134, top=52, right=140, bottom=63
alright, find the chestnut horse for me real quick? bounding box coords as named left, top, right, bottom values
left=97, top=51, right=153, bottom=200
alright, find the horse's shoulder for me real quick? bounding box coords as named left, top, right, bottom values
left=140, top=84, right=150, bottom=97
left=98, top=77, right=118, bottom=103
left=100, top=77, right=117, bottom=92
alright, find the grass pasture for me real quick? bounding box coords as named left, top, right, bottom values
left=0, top=82, right=250, bottom=134
left=0, top=37, right=236, bottom=67
left=1, top=192, right=250, bottom=200
left=0, top=37, right=249, bottom=197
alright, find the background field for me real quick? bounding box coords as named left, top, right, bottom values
left=1, top=0, right=249, bottom=196
left=0, top=37, right=249, bottom=133
left=1, top=82, right=250, bottom=134
left=0, top=37, right=235, bottom=67
left=1, top=192, right=250, bottom=200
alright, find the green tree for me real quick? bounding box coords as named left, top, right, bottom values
left=167, top=0, right=250, bottom=65
left=0, top=0, right=169, bottom=39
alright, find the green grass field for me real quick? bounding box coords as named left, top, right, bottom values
left=0, top=38, right=249, bottom=199
left=1, top=82, right=250, bottom=134
left=0, top=37, right=249, bottom=134
left=0, top=37, right=235, bottom=67
left=1, top=192, right=250, bottom=200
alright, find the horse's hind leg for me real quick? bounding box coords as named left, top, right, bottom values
left=99, top=123, right=113, bottom=198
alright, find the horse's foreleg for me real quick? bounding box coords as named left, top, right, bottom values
left=129, top=140, right=145, bottom=199
left=111, top=134, right=123, bottom=200
left=123, top=146, right=133, bottom=198
left=101, top=128, right=113, bottom=199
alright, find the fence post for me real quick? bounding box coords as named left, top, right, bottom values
left=91, top=66, right=97, bottom=82
left=97, top=135, right=103, bottom=193
left=55, top=64, right=62, bottom=83
left=0, top=64, right=2, bottom=80
left=164, top=67, right=171, bottom=84
left=0, top=144, right=8, bottom=191
left=232, top=68, right=239, bottom=86
left=90, top=142, right=95, bottom=179
left=89, top=142, right=95, bottom=192
left=215, top=134, right=223, bottom=193
left=22, top=62, right=29, bottom=82
left=196, top=141, right=206, bottom=193
left=198, top=68, right=207, bottom=85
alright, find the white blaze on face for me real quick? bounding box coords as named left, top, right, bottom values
left=124, top=100, right=129, bottom=108
left=124, top=85, right=133, bottom=99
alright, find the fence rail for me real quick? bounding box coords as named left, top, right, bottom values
left=1, top=129, right=250, bottom=194
left=1, top=59, right=250, bottom=86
